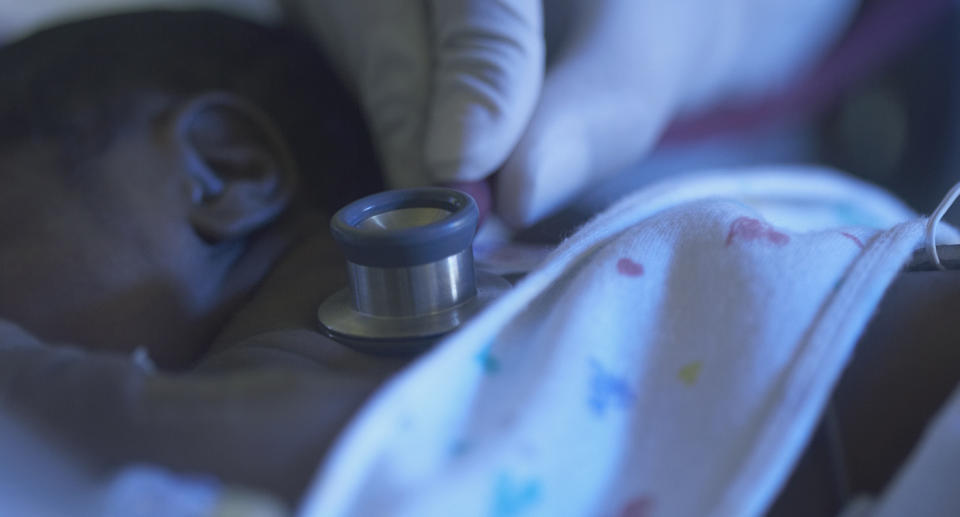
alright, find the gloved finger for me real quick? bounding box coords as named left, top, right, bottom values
left=357, top=2, right=432, bottom=187
left=425, top=0, right=544, bottom=183
left=297, top=1, right=433, bottom=188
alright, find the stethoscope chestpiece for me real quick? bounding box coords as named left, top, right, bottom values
left=317, top=187, right=510, bottom=355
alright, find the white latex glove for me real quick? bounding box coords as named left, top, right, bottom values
left=294, top=0, right=857, bottom=226
left=291, top=0, right=544, bottom=189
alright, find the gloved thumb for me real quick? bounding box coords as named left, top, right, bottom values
left=496, top=55, right=676, bottom=227
left=424, top=0, right=544, bottom=184
left=494, top=0, right=720, bottom=227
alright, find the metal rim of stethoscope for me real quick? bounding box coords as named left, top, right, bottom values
left=317, top=187, right=510, bottom=355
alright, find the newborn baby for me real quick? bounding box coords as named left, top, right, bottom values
left=0, top=10, right=411, bottom=507
left=1, top=9, right=959, bottom=517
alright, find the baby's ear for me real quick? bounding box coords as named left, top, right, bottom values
left=166, top=92, right=299, bottom=241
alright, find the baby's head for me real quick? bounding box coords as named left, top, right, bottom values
left=0, top=11, right=380, bottom=366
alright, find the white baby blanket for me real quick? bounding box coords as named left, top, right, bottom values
left=299, top=167, right=947, bottom=517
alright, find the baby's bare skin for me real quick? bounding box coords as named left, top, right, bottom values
left=771, top=269, right=960, bottom=515
left=1, top=229, right=409, bottom=504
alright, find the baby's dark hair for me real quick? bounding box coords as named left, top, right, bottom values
left=0, top=10, right=381, bottom=211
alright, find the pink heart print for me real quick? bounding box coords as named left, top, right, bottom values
left=616, top=258, right=645, bottom=277
left=725, top=217, right=790, bottom=247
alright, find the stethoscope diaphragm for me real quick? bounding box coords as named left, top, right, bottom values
left=317, top=187, right=510, bottom=355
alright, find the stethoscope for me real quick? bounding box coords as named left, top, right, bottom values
left=317, top=187, right=510, bottom=355
left=317, top=185, right=960, bottom=356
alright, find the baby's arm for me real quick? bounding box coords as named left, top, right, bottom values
left=0, top=321, right=402, bottom=505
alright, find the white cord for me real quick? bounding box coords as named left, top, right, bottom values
left=925, top=181, right=960, bottom=271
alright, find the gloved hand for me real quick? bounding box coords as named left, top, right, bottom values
left=294, top=0, right=857, bottom=226
left=293, top=0, right=543, bottom=189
